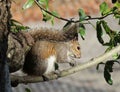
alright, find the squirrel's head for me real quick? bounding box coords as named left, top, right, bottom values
left=68, top=38, right=81, bottom=59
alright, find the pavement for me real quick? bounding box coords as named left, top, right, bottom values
left=12, top=16, right=120, bottom=92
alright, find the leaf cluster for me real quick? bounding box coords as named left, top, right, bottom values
left=10, top=19, right=29, bottom=33
left=97, top=60, right=120, bottom=85
left=23, top=0, right=59, bottom=25
left=95, top=1, right=120, bottom=85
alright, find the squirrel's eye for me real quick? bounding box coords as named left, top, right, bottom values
left=77, top=46, right=80, bottom=50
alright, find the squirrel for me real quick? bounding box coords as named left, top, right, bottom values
left=8, top=23, right=80, bottom=73
left=22, top=37, right=81, bottom=76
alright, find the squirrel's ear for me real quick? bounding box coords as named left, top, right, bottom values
left=62, top=23, right=79, bottom=40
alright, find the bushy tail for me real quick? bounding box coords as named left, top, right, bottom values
left=28, top=23, right=79, bottom=42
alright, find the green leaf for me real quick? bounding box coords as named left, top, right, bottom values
left=23, top=0, right=34, bottom=10
left=79, top=24, right=86, bottom=40
left=114, top=14, right=120, bottom=19
left=112, top=53, right=119, bottom=59
left=51, top=11, right=59, bottom=17
left=100, top=2, right=109, bottom=15
left=42, top=11, right=52, bottom=22
left=96, top=21, right=104, bottom=44
left=50, top=11, right=59, bottom=25
left=101, top=20, right=111, bottom=35
left=105, top=61, right=114, bottom=72
left=45, top=0, right=49, bottom=8
left=105, top=60, right=120, bottom=72
left=78, top=9, right=87, bottom=21
left=114, top=2, right=120, bottom=8
left=104, top=70, right=113, bottom=85
left=103, top=60, right=120, bottom=85
left=51, top=17, right=54, bottom=25
left=25, top=88, right=31, bottom=92
left=38, top=0, right=49, bottom=9
left=79, top=27, right=85, bottom=39
left=10, top=19, right=29, bottom=33
left=105, top=46, right=113, bottom=52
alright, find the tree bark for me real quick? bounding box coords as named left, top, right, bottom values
left=0, top=0, right=12, bottom=92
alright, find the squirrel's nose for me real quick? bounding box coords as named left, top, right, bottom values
left=76, top=54, right=81, bottom=58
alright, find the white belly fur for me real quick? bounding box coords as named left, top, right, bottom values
left=44, top=55, right=56, bottom=74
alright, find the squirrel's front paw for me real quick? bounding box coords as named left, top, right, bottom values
left=69, top=61, right=77, bottom=67
left=53, top=70, right=61, bottom=77
left=42, top=75, right=50, bottom=81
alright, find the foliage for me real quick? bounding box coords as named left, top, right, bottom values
left=97, top=60, right=120, bottom=85
left=10, top=19, right=29, bottom=33
left=12, top=0, right=120, bottom=85
left=25, top=88, right=31, bottom=92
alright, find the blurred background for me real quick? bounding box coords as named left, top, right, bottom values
left=11, top=0, right=120, bottom=92
left=11, top=0, right=112, bottom=23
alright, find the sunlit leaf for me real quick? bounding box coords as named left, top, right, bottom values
left=100, top=2, right=110, bottom=15
left=42, top=11, right=52, bottom=22
left=112, top=53, right=119, bottom=59
left=79, top=27, right=85, bottom=40
left=23, top=0, right=34, bottom=9
left=114, top=1, right=120, bottom=8
left=51, top=17, right=54, bottom=25
left=38, top=0, right=49, bottom=8
left=79, top=24, right=86, bottom=40
left=78, top=9, right=87, bottom=21
left=51, top=11, right=59, bottom=17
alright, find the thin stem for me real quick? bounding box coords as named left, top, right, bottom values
left=87, top=20, right=96, bottom=29
left=34, top=0, right=75, bottom=22
left=34, top=0, right=114, bottom=23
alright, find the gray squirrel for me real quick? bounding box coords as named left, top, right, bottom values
left=8, top=23, right=81, bottom=76
left=23, top=38, right=81, bottom=76
left=23, top=23, right=81, bottom=76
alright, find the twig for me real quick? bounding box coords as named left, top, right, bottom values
left=11, top=45, right=120, bottom=84
left=34, top=0, right=73, bottom=22
left=34, top=0, right=114, bottom=23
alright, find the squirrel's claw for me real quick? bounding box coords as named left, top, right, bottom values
left=69, top=61, right=77, bottom=67
left=42, top=75, right=49, bottom=81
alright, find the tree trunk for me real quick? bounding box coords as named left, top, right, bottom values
left=0, top=0, right=12, bottom=92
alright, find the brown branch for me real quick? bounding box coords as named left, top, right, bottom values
left=34, top=0, right=114, bottom=23
left=11, top=45, right=120, bottom=84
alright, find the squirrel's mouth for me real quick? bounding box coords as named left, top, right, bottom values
left=69, top=54, right=81, bottom=59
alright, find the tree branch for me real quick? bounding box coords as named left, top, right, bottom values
left=11, top=45, right=120, bottom=84
left=34, top=0, right=114, bottom=23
